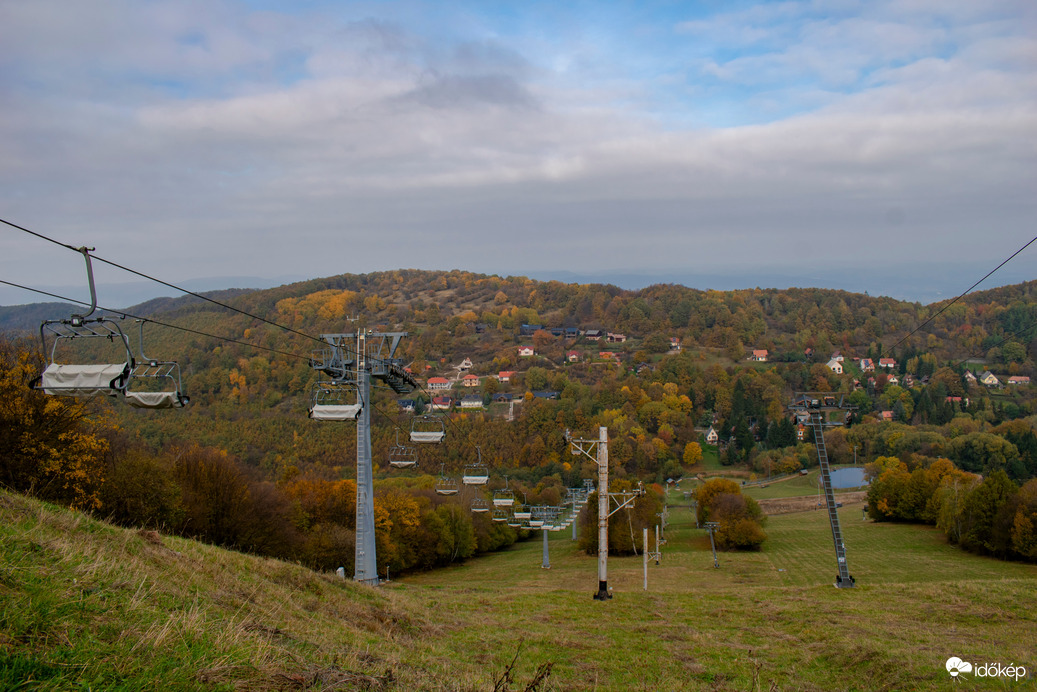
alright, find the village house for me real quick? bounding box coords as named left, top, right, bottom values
left=518, top=345, right=535, bottom=358
left=430, top=396, right=453, bottom=411
left=880, top=410, right=895, bottom=422
left=830, top=351, right=844, bottom=362
left=705, top=426, right=719, bottom=445
left=886, top=373, right=900, bottom=386
left=462, top=374, right=480, bottom=388
left=497, top=370, right=515, bottom=383
left=458, top=357, right=473, bottom=370
left=1007, top=375, right=1030, bottom=385
left=460, top=395, right=483, bottom=409
left=826, top=358, right=843, bottom=374
left=750, top=349, right=768, bottom=362
left=670, top=337, right=681, bottom=352
left=567, top=350, right=581, bottom=363
left=607, top=332, right=627, bottom=343
left=427, top=376, right=450, bottom=391
left=397, top=399, right=416, bottom=413
left=878, top=358, right=896, bottom=369
left=964, top=370, right=978, bottom=384
left=859, top=358, right=875, bottom=372
left=979, top=371, right=1000, bottom=387
left=584, top=329, right=603, bottom=341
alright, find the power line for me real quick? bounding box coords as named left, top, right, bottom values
left=883, top=235, right=1037, bottom=358
left=0, top=279, right=310, bottom=362
left=1, top=216, right=327, bottom=346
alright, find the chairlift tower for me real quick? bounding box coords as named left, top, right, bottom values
left=789, top=393, right=857, bottom=588
left=567, top=426, right=644, bottom=600
left=704, top=522, right=720, bottom=569
left=310, top=329, right=416, bottom=586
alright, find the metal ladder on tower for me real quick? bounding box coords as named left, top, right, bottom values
left=810, top=411, right=855, bottom=588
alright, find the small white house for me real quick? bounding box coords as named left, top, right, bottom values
left=826, top=358, right=843, bottom=375
left=705, top=426, right=719, bottom=445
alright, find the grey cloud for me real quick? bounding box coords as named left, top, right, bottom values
left=399, top=74, right=538, bottom=110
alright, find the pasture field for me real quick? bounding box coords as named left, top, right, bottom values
left=2, top=488, right=1035, bottom=690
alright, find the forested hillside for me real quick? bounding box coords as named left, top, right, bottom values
left=2, top=270, right=1036, bottom=573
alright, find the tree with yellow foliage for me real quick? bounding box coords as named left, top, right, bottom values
left=0, top=336, right=111, bottom=510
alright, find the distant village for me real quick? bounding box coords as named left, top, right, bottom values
left=397, top=324, right=1030, bottom=429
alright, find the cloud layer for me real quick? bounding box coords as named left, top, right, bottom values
left=1, top=0, right=1034, bottom=301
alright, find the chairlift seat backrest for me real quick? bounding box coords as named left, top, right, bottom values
left=462, top=467, right=489, bottom=485
left=410, top=430, right=446, bottom=443
left=38, top=362, right=130, bottom=397
left=309, top=404, right=363, bottom=421
left=125, top=391, right=187, bottom=409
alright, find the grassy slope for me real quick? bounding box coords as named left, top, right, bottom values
left=2, top=489, right=1035, bottom=691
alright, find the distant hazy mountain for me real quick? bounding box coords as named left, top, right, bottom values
left=0, top=276, right=305, bottom=312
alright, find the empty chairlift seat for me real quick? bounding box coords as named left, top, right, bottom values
left=410, top=415, right=445, bottom=443
left=124, top=355, right=189, bottom=409
left=388, top=432, right=418, bottom=468
left=462, top=464, right=489, bottom=485
left=34, top=312, right=134, bottom=399
left=493, top=488, right=515, bottom=508
left=309, top=382, right=362, bottom=421
left=37, top=362, right=131, bottom=398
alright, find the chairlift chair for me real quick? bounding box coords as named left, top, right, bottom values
left=434, top=465, right=460, bottom=495
left=308, top=380, right=363, bottom=421
left=461, top=446, right=488, bottom=485
left=493, top=478, right=515, bottom=507
left=124, top=321, right=189, bottom=409
left=506, top=517, right=522, bottom=528
left=462, top=465, right=489, bottom=486
left=470, top=498, right=490, bottom=513
left=34, top=315, right=134, bottom=399
left=492, top=509, right=508, bottom=523
left=513, top=509, right=532, bottom=521
left=388, top=431, right=418, bottom=468
left=410, top=414, right=445, bottom=443
left=31, top=247, right=134, bottom=399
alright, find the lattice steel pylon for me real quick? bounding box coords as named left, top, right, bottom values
left=310, top=329, right=417, bottom=585
left=789, top=393, right=857, bottom=588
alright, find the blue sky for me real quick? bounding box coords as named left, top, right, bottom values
left=1, top=0, right=1034, bottom=305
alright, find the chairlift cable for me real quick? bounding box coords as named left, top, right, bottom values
left=0, top=279, right=310, bottom=362
left=880, top=234, right=1037, bottom=360
left=1, top=217, right=328, bottom=346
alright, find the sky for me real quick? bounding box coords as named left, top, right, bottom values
left=1, top=0, right=1035, bottom=307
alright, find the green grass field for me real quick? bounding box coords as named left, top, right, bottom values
left=2, top=488, right=1035, bottom=690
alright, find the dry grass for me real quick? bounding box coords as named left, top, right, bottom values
left=2, top=488, right=1036, bottom=690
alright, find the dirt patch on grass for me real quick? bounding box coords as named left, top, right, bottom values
left=757, top=491, right=867, bottom=515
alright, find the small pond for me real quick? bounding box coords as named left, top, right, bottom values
left=827, top=467, right=868, bottom=488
